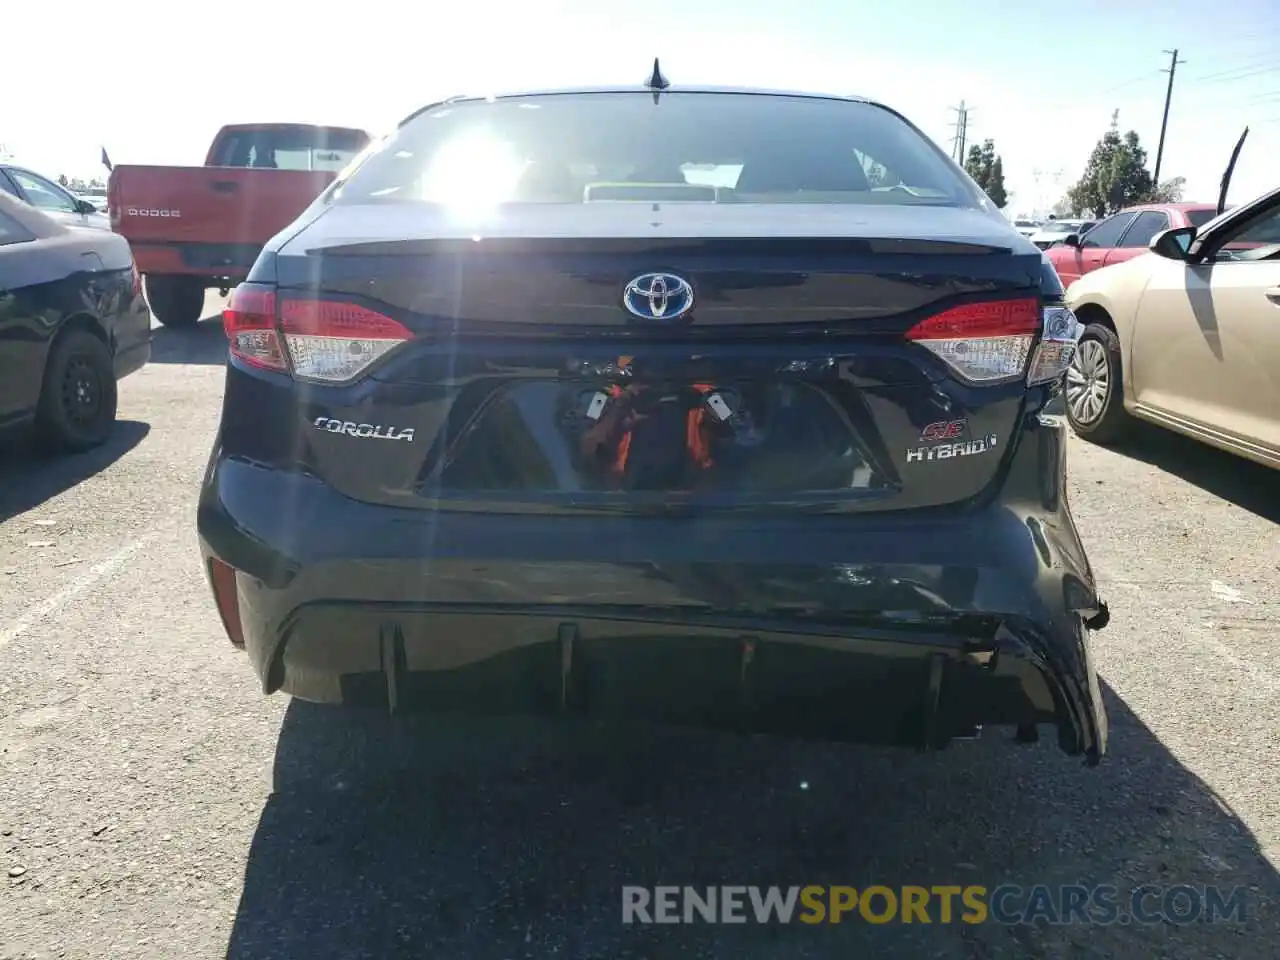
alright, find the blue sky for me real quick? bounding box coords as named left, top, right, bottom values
left=6, top=0, right=1277, bottom=213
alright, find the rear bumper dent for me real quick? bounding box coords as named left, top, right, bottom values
left=196, top=411, right=1108, bottom=762
left=257, top=602, right=1104, bottom=762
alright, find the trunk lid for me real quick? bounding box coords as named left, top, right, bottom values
left=269, top=203, right=1043, bottom=515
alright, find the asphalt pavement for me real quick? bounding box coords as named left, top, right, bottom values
left=1, top=293, right=1277, bottom=959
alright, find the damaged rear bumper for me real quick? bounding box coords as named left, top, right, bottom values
left=198, top=471, right=1108, bottom=764
left=270, top=603, right=1106, bottom=762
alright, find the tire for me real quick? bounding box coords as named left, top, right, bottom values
left=1064, top=322, right=1131, bottom=444
left=35, top=329, right=118, bottom=453
left=145, top=275, right=205, bottom=328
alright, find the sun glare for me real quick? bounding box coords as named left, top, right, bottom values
left=419, top=129, right=528, bottom=219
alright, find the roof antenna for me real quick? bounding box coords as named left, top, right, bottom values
left=645, top=57, right=670, bottom=103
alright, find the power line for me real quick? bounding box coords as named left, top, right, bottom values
left=1153, top=48, right=1186, bottom=187
left=1188, top=63, right=1279, bottom=84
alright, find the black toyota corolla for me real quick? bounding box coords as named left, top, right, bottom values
left=197, top=76, right=1110, bottom=763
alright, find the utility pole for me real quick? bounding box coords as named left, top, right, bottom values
left=1153, top=49, right=1186, bottom=186
left=950, top=101, right=971, bottom=162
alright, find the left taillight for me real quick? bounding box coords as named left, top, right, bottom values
left=223, top=284, right=286, bottom=372
left=222, top=284, right=414, bottom=382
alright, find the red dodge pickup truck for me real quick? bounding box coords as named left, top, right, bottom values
left=108, top=123, right=370, bottom=326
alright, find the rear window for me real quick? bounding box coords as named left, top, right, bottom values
left=1185, top=208, right=1219, bottom=229
left=211, top=127, right=369, bottom=171
left=335, top=92, right=980, bottom=208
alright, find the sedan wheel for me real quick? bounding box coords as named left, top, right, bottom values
left=1066, top=339, right=1109, bottom=425
left=1063, top=322, right=1130, bottom=445
left=35, top=330, right=119, bottom=452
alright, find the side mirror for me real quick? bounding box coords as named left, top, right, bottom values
left=74, top=199, right=98, bottom=215
left=1149, top=226, right=1196, bottom=261
left=1062, top=233, right=1081, bottom=248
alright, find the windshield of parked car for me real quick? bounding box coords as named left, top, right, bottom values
left=334, top=92, right=982, bottom=209
left=1041, top=221, right=1077, bottom=233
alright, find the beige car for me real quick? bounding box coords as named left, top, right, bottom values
left=1062, top=185, right=1280, bottom=469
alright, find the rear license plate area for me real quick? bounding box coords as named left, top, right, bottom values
left=421, top=378, right=884, bottom=498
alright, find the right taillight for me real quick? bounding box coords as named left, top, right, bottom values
left=1026, top=305, right=1082, bottom=385
left=905, top=298, right=1080, bottom=386
left=222, top=284, right=413, bottom=382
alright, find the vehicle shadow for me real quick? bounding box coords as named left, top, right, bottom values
left=148, top=317, right=228, bottom=366
left=225, top=684, right=1277, bottom=960
left=0, top=420, right=150, bottom=523
left=1116, top=422, right=1279, bottom=524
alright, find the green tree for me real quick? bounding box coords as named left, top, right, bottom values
left=57, top=173, right=69, bottom=186
left=963, top=139, right=1007, bottom=208
left=1147, top=176, right=1186, bottom=203
left=1065, top=115, right=1155, bottom=218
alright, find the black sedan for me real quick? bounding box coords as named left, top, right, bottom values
left=0, top=192, right=150, bottom=451
left=198, top=72, right=1108, bottom=763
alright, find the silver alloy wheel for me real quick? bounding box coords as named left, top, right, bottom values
left=1065, top=338, right=1110, bottom=425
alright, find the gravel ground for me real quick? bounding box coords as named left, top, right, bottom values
left=1, top=295, right=1277, bottom=959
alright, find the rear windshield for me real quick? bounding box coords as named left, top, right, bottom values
left=211, top=127, right=368, bottom=171
left=1185, top=208, right=1219, bottom=229
left=334, top=92, right=980, bottom=208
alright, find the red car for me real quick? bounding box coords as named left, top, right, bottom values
left=1045, top=202, right=1219, bottom=286
left=108, top=123, right=370, bottom=327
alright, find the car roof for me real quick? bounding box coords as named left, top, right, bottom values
left=1120, top=201, right=1216, bottom=214
left=447, top=84, right=876, bottom=103
left=400, top=85, right=882, bottom=126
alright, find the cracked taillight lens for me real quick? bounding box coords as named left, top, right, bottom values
left=905, top=299, right=1080, bottom=386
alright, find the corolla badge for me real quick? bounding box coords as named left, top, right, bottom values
left=622, top=272, right=695, bottom=321
left=312, top=417, right=415, bottom=442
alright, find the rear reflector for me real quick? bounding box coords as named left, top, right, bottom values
left=222, top=284, right=414, bottom=382
left=207, top=557, right=245, bottom=647
left=906, top=299, right=1078, bottom=385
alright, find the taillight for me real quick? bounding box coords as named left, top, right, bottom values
left=905, top=299, right=1079, bottom=385
left=1026, top=305, right=1082, bottom=385
left=221, top=284, right=412, bottom=382
left=223, top=284, right=286, bottom=372
left=130, top=262, right=142, bottom=297
left=279, top=299, right=413, bottom=382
